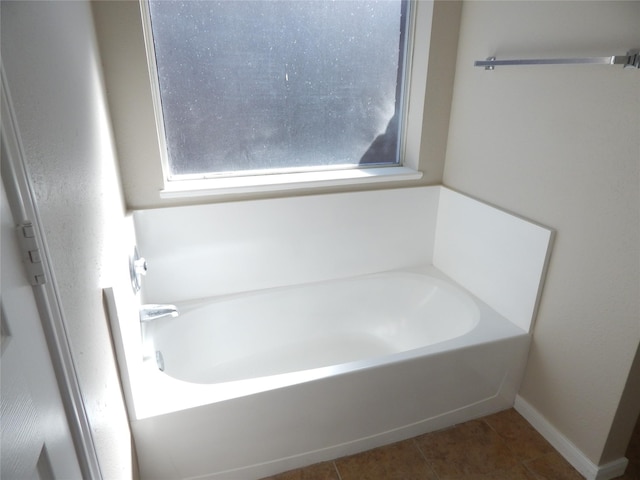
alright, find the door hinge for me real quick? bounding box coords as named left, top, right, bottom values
left=16, top=222, right=46, bottom=286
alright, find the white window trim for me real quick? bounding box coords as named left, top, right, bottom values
left=140, top=0, right=433, bottom=198
left=159, top=166, right=423, bottom=198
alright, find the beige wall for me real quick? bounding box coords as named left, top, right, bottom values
left=1, top=1, right=133, bottom=477
left=6, top=0, right=637, bottom=473
left=92, top=1, right=461, bottom=209
left=444, top=0, right=640, bottom=465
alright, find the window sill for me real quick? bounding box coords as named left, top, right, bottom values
left=159, top=166, right=423, bottom=198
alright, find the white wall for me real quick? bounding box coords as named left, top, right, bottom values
left=433, top=188, right=553, bottom=333
left=444, top=0, right=640, bottom=466
left=1, top=1, right=133, bottom=477
left=133, top=184, right=552, bottom=335
left=134, top=187, right=439, bottom=304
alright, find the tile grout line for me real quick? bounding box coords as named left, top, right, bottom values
left=481, top=416, right=539, bottom=477
left=521, top=458, right=545, bottom=480
left=411, top=437, right=442, bottom=480
left=482, top=413, right=564, bottom=466
left=481, top=416, right=576, bottom=480
left=481, top=417, right=524, bottom=459
left=331, top=460, right=343, bottom=480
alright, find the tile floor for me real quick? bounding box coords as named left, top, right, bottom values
left=623, top=415, right=640, bottom=480
left=261, top=408, right=640, bottom=480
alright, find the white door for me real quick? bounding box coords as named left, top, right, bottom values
left=1, top=176, right=83, bottom=479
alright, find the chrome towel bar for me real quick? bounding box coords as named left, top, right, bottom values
left=475, top=49, right=639, bottom=70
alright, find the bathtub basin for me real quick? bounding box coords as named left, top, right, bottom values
left=148, top=272, right=480, bottom=385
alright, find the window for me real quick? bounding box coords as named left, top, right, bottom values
left=140, top=0, right=432, bottom=196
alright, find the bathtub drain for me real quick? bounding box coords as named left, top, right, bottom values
left=155, top=350, right=165, bottom=372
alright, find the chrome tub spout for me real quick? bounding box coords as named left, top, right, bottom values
left=140, top=304, right=179, bottom=322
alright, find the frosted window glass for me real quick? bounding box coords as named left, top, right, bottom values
left=148, top=0, right=407, bottom=177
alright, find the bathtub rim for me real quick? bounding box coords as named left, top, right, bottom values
left=109, top=264, right=528, bottom=421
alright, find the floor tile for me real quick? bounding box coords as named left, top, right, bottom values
left=524, top=452, right=584, bottom=480
left=260, top=461, right=339, bottom=480
left=620, top=459, right=640, bottom=480
left=335, top=440, right=437, bottom=480
left=483, top=408, right=555, bottom=461
left=415, top=420, right=520, bottom=479
left=450, top=464, right=538, bottom=480
left=608, top=415, right=640, bottom=480
left=260, top=410, right=589, bottom=480
left=627, top=420, right=640, bottom=463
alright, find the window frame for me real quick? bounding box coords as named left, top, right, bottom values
left=139, top=0, right=434, bottom=198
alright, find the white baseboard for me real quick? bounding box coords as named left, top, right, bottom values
left=514, top=395, right=628, bottom=480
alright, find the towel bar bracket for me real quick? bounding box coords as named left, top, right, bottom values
left=623, top=49, right=640, bottom=69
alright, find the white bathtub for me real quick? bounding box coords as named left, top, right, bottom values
left=149, top=271, right=480, bottom=384
left=128, top=266, right=531, bottom=480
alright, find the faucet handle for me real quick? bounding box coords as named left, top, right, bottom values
left=133, top=257, right=148, bottom=277
left=130, top=246, right=147, bottom=293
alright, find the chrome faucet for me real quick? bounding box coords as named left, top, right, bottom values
left=140, top=304, right=179, bottom=322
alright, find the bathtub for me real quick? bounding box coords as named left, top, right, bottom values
left=126, top=265, right=531, bottom=480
